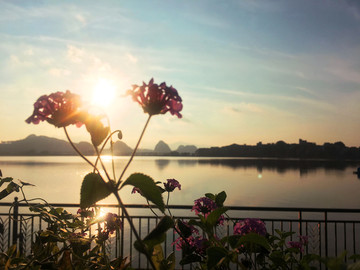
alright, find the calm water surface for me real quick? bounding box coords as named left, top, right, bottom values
left=1, top=156, right=360, bottom=209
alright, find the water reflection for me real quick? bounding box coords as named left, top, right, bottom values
left=177, top=158, right=360, bottom=177
left=154, top=159, right=170, bottom=170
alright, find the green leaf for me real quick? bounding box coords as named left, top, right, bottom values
left=84, top=116, right=110, bottom=147
left=0, top=177, right=13, bottom=188
left=205, top=193, right=215, bottom=200
left=121, top=173, right=165, bottom=212
left=151, top=244, right=164, bottom=270
left=80, top=173, right=111, bottom=209
left=237, top=233, right=271, bottom=251
left=179, top=254, right=202, bottom=265
left=161, top=252, right=175, bottom=270
left=177, top=219, right=192, bottom=238
left=207, top=246, right=228, bottom=269
left=215, top=191, right=227, bottom=207
left=143, top=216, right=174, bottom=248
left=0, top=182, right=20, bottom=200
left=205, top=207, right=228, bottom=227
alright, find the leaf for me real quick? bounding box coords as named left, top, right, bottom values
left=80, top=173, right=111, bottom=209
left=19, top=180, right=35, bottom=186
left=151, top=244, right=164, bottom=270
left=161, top=252, right=175, bottom=270
left=205, top=207, right=228, bottom=227
left=142, top=216, right=174, bottom=248
left=179, top=254, right=202, bottom=265
left=0, top=177, right=13, bottom=188
left=205, top=193, right=215, bottom=200
left=85, top=116, right=109, bottom=147
left=237, top=233, right=271, bottom=251
left=215, top=191, right=227, bottom=207
left=121, top=173, right=165, bottom=212
left=206, top=246, right=228, bottom=269
left=177, top=219, right=192, bottom=238
left=0, top=182, right=20, bottom=200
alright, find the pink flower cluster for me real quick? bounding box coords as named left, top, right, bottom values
left=26, top=90, right=85, bottom=128
left=192, top=197, right=217, bottom=216
left=127, top=78, right=183, bottom=118
left=288, top=235, right=308, bottom=253
left=233, top=218, right=267, bottom=236
left=164, top=178, right=181, bottom=192
left=172, top=221, right=208, bottom=255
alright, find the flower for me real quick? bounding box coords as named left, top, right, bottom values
left=164, top=178, right=181, bottom=192
left=26, top=90, right=86, bottom=128
left=131, top=187, right=142, bottom=194
left=127, top=78, right=183, bottom=118
left=77, top=208, right=95, bottom=218
left=287, top=235, right=308, bottom=253
left=105, top=213, right=123, bottom=233
left=172, top=235, right=208, bottom=255
left=192, top=197, right=217, bottom=216
left=233, top=218, right=267, bottom=236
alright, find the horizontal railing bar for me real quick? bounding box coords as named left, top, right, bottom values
left=1, top=202, right=360, bottom=213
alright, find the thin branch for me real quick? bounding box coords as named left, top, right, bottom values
left=117, top=115, right=151, bottom=188
left=63, top=127, right=97, bottom=170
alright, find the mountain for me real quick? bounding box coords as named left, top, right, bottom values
left=154, top=140, right=171, bottom=154
left=112, top=141, right=133, bottom=156
left=0, top=134, right=94, bottom=156
left=176, top=145, right=197, bottom=154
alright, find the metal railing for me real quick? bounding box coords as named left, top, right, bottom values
left=1, top=198, right=360, bottom=269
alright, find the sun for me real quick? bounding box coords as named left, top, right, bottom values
left=92, top=78, right=116, bottom=108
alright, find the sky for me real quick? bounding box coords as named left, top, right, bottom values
left=1, top=0, right=360, bottom=149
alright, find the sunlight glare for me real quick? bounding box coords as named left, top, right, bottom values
left=92, top=78, right=116, bottom=107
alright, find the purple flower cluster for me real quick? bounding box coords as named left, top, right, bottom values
left=192, top=197, right=217, bottom=216
left=127, top=78, right=183, bottom=118
left=164, top=178, right=181, bottom=192
left=98, top=213, right=123, bottom=242
left=288, top=235, right=308, bottom=253
left=77, top=208, right=95, bottom=218
left=105, top=212, right=123, bottom=233
left=233, top=218, right=267, bottom=236
left=26, top=90, right=85, bottom=128
left=173, top=235, right=209, bottom=255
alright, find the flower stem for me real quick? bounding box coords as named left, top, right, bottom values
left=116, top=115, right=151, bottom=188
left=113, top=191, right=157, bottom=270
left=93, top=130, right=121, bottom=176
left=63, top=127, right=97, bottom=170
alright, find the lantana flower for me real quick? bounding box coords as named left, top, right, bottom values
left=192, top=197, right=217, bottom=216
left=233, top=218, right=267, bottom=236
left=127, top=78, right=183, bottom=118
left=26, top=90, right=86, bottom=128
left=164, top=178, right=181, bottom=192
left=288, top=235, right=308, bottom=253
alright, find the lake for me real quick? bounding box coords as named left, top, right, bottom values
left=1, top=156, right=360, bottom=209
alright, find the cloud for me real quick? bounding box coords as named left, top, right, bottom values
left=67, top=45, right=85, bottom=63
left=126, top=53, right=138, bottom=63
left=223, top=103, right=263, bottom=115
left=74, top=13, right=87, bottom=25
left=48, top=68, right=70, bottom=77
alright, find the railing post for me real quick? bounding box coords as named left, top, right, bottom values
left=12, top=197, right=18, bottom=246
left=324, top=211, right=328, bottom=258
left=298, top=211, right=302, bottom=235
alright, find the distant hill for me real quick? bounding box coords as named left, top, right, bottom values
left=112, top=141, right=133, bottom=156
left=0, top=135, right=199, bottom=157
left=154, top=140, right=171, bottom=154
left=195, top=139, right=360, bottom=160
left=176, top=145, right=197, bottom=154
left=0, top=134, right=94, bottom=156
